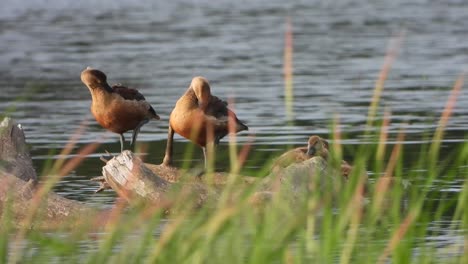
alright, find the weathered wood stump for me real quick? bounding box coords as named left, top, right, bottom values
left=0, top=117, right=37, bottom=182
left=0, top=117, right=102, bottom=229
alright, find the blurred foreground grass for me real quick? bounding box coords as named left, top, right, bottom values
left=1, top=26, right=467, bottom=264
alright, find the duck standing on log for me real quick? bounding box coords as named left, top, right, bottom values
left=162, top=76, right=248, bottom=168
left=81, top=67, right=160, bottom=152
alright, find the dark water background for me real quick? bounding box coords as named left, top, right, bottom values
left=0, top=0, right=467, bottom=256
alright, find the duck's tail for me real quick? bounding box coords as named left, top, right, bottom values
left=149, top=106, right=160, bottom=120
left=236, top=119, right=248, bottom=132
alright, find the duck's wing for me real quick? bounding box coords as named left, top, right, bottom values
left=204, top=96, right=248, bottom=133
left=111, top=84, right=146, bottom=101
left=112, top=85, right=159, bottom=118
left=204, top=95, right=228, bottom=117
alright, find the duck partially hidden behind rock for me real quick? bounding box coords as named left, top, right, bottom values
left=162, top=76, right=248, bottom=168
left=81, top=67, right=160, bottom=152
left=270, top=135, right=352, bottom=179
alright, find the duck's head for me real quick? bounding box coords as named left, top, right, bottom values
left=81, top=67, right=112, bottom=92
left=306, top=135, right=329, bottom=159
left=190, top=76, right=212, bottom=103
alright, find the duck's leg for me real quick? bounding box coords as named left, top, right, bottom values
left=204, top=141, right=216, bottom=170
left=162, top=125, right=175, bottom=166
left=119, top=133, right=125, bottom=152
left=202, top=146, right=208, bottom=169
left=131, top=120, right=149, bottom=147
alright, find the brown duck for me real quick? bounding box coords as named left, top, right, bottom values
left=271, top=135, right=352, bottom=179
left=162, top=76, right=248, bottom=168
left=81, top=67, right=160, bottom=151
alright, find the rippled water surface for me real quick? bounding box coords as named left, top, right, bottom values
left=0, top=0, right=467, bottom=257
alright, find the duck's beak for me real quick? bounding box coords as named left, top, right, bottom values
left=307, top=144, right=316, bottom=156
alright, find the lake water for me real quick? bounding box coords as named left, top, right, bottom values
left=0, top=0, right=467, bottom=258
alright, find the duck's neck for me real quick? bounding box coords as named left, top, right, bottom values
left=183, top=89, right=204, bottom=109
left=90, top=88, right=112, bottom=104
left=188, top=88, right=211, bottom=110
left=101, top=83, right=114, bottom=93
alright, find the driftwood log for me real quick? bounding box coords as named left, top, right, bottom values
left=0, top=116, right=341, bottom=228
left=99, top=151, right=263, bottom=209
left=0, top=117, right=262, bottom=228
left=98, top=149, right=336, bottom=208
left=0, top=117, right=104, bottom=229
left=0, top=117, right=37, bottom=182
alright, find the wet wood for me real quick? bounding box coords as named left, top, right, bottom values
left=100, top=150, right=335, bottom=207
left=0, top=117, right=37, bottom=182
left=102, top=151, right=170, bottom=204
left=0, top=171, right=102, bottom=229
left=144, top=162, right=258, bottom=185
left=93, top=149, right=258, bottom=200
left=0, top=117, right=103, bottom=229
left=0, top=116, right=344, bottom=229
left=100, top=151, right=254, bottom=208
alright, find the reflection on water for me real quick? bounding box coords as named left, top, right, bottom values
left=0, top=0, right=467, bottom=257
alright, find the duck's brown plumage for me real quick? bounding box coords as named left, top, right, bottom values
left=81, top=67, right=159, bottom=151
left=271, top=135, right=352, bottom=179
left=163, top=76, right=248, bottom=166
left=111, top=84, right=158, bottom=117
left=271, top=136, right=328, bottom=172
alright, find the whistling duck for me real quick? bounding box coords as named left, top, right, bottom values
left=162, top=76, right=248, bottom=168
left=271, top=135, right=352, bottom=179
left=80, top=67, right=160, bottom=152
